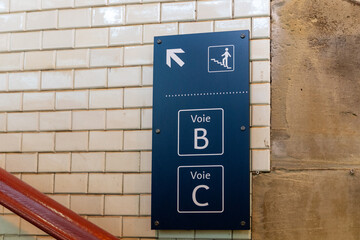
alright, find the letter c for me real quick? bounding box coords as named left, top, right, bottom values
left=192, top=185, right=209, bottom=207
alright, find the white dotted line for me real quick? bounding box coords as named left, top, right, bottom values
left=165, top=91, right=248, bottom=98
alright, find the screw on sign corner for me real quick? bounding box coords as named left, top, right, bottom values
left=157, top=39, right=162, bottom=44
left=241, top=221, right=246, bottom=226
left=240, top=34, right=246, bottom=39
left=155, top=129, right=161, bottom=134
left=154, top=221, right=160, bottom=226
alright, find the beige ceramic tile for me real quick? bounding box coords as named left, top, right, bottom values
left=10, top=0, right=40, bottom=12
left=26, top=10, right=57, bottom=30
left=88, top=217, right=122, bottom=237
left=161, top=2, right=195, bottom=22
left=89, top=89, right=123, bottom=109
left=140, top=194, right=151, bottom=215
left=42, top=0, right=73, bottom=9
left=106, top=109, right=140, bottom=129
left=179, top=21, right=213, bottom=34
left=124, top=87, right=152, bottom=108
left=40, top=111, right=71, bottom=131
left=252, top=61, right=270, bottom=83
left=0, top=13, right=25, bottom=32
left=89, top=173, right=123, bottom=193
left=56, top=49, right=89, bottom=69
left=252, top=105, right=270, bottom=126
left=105, top=195, right=139, bottom=215
left=75, top=0, right=106, bottom=7
left=123, top=217, right=155, bottom=237
left=252, top=17, right=270, bottom=38
left=24, top=51, right=55, bottom=70
left=10, top=31, right=41, bottom=51
left=43, top=30, right=74, bottom=49
left=41, top=70, right=73, bottom=90
left=0, top=73, right=7, bottom=91
left=124, top=130, right=152, bottom=150
left=108, top=67, right=141, bottom=87
left=7, top=112, right=38, bottom=132
left=140, top=151, right=151, bottom=172
left=92, top=6, right=125, bottom=26
left=124, top=45, right=153, bottom=66
left=106, top=152, right=140, bottom=172
left=22, top=132, right=55, bottom=152
left=215, top=19, right=251, bottom=32
left=48, top=194, right=70, bottom=208
left=110, top=25, right=142, bottom=46
left=250, top=127, right=270, bottom=149
left=143, top=23, right=178, bottom=44
left=90, top=48, right=123, bottom=67
left=71, top=152, right=105, bottom=172
left=23, top=92, right=55, bottom=111
left=56, top=90, right=88, bottom=110
left=0, top=33, right=9, bottom=51
left=250, top=83, right=270, bottom=104
left=55, top=132, right=88, bottom=151
left=197, top=0, right=232, bottom=20
left=59, top=8, right=91, bottom=28
left=250, top=39, right=270, bottom=60
left=0, top=113, right=6, bottom=132
left=73, top=110, right=106, bottom=130
left=54, top=173, right=88, bottom=193
left=141, top=108, right=152, bottom=129
left=70, top=195, right=103, bottom=214
left=0, top=52, right=23, bottom=71
left=126, top=3, right=160, bottom=24
left=22, top=174, right=53, bottom=193
left=252, top=149, right=270, bottom=171
left=8, top=71, right=40, bottom=91
left=38, top=153, right=71, bottom=172
left=0, top=0, right=9, bottom=13
left=75, top=28, right=108, bottom=48
left=89, top=131, right=123, bottom=151
left=74, top=68, right=107, bottom=89
left=234, top=0, right=270, bottom=17
left=0, top=93, right=21, bottom=111
left=6, top=153, right=37, bottom=172
left=123, top=173, right=151, bottom=194
left=142, top=66, right=153, bottom=86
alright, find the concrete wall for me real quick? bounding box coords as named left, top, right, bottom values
left=252, top=0, right=360, bottom=239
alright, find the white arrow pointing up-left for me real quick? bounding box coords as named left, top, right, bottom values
left=166, top=48, right=185, bottom=68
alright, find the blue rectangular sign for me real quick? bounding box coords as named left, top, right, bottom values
left=152, top=31, right=250, bottom=230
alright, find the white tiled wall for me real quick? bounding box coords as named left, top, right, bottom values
left=0, top=0, right=270, bottom=239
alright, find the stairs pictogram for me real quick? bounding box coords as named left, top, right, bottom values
left=210, top=58, right=232, bottom=69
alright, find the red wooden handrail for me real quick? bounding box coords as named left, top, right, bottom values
left=0, top=168, right=118, bottom=240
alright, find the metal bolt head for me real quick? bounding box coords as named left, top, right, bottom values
left=241, top=221, right=246, bottom=226
left=154, top=220, right=160, bottom=226
left=241, top=126, right=246, bottom=131
left=155, top=129, right=161, bottom=134
left=157, top=39, right=162, bottom=44
left=240, top=34, right=246, bottom=39
left=350, top=169, right=355, bottom=175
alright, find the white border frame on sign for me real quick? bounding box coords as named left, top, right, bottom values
left=177, top=108, right=224, bottom=157
left=177, top=165, right=224, bottom=214
left=208, top=45, right=235, bottom=73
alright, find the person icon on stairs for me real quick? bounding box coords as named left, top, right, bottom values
left=208, top=45, right=234, bottom=72
left=221, top=48, right=231, bottom=68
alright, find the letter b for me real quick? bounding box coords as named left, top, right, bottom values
left=194, top=128, right=209, bottom=150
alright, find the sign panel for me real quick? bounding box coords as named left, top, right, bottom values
left=152, top=31, right=250, bottom=230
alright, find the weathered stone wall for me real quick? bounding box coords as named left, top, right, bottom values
left=253, top=0, right=360, bottom=239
